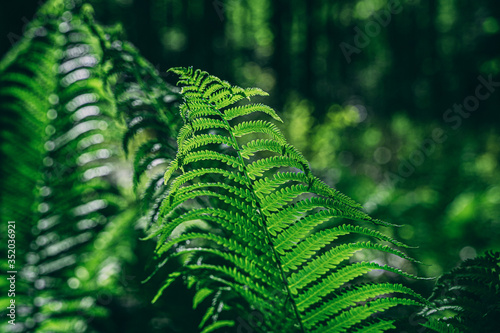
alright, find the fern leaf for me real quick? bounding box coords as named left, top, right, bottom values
left=288, top=241, right=420, bottom=294
left=279, top=223, right=412, bottom=261
left=312, top=298, right=421, bottom=332
left=422, top=319, right=463, bottom=333
left=0, top=3, right=135, bottom=330
left=296, top=262, right=427, bottom=311
left=232, top=120, right=287, bottom=143
left=200, top=321, right=235, bottom=333
left=246, top=155, right=307, bottom=179
left=419, top=251, right=500, bottom=333
left=224, top=103, right=283, bottom=122
left=151, top=67, right=424, bottom=332
left=352, top=319, right=396, bottom=333
left=303, top=283, right=424, bottom=328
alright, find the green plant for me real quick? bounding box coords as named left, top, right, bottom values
left=1, top=1, right=498, bottom=332
left=0, top=1, right=178, bottom=331
left=0, top=1, right=126, bottom=330
left=419, top=251, right=500, bottom=333
left=144, top=67, right=427, bottom=332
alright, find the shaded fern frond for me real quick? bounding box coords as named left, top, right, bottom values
left=148, top=67, right=425, bottom=332
left=419, top=251, right=500, bottom=333
left=86, top=18, right=182, bottom=232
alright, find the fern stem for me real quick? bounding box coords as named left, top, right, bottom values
left=208, top=103, right=306, bottom=333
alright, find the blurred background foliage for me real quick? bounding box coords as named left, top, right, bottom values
left=1, top=0, right=499, bottom=332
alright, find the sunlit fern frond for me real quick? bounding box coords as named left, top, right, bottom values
left=419, top=251, right=500, bottom=333
left=147, top=67, right=427, bottom=332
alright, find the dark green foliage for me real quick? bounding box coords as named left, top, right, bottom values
left=82, top=17, right=183, bottom=227
left=0, top=1, right=188, bottom=332
left=1, top=1, right=139, bottom=331
left=148, top=67, right=427, bottom=332
left=419, top=251, right=500, bottom=333
left=0, top=2, right=120, bottom=331
left=0, top=11, right=55, bottom=258
left=0, top=5, right=62, bottom=327
left=102, top=35, right=181, bottom=222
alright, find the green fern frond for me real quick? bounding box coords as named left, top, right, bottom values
left=223, top=103, right=283, bottom=122
left=421, top=319, right=463, bottom=333
left=311, top=298, right=421, bottom=332
left=90, top=18, right=182, bottom=236
left=287, top=241, right=420, bottom=294
left=296, top=262, right=426, bottom=312
left=200, top=320, right=235, bottom=333
left=246, top=155, right=307, bottom=179
left=351, top=319, right=397, bottom=333
left=419, top=251, right=499, bottom=333
left=303, top=284, right=423, bottom=329
left=0, top=2, right=132, bottom=331
left=232, top=120, right=287, bottom=143
left=147, top=67, right=425, bottom=332
left=179, top=133, right=237, bottom=154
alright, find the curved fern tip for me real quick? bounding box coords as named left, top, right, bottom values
left=167, top=67, right=187, bottom=76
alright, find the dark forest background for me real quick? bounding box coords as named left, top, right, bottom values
left=1, top=0, right=499, bottom=332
